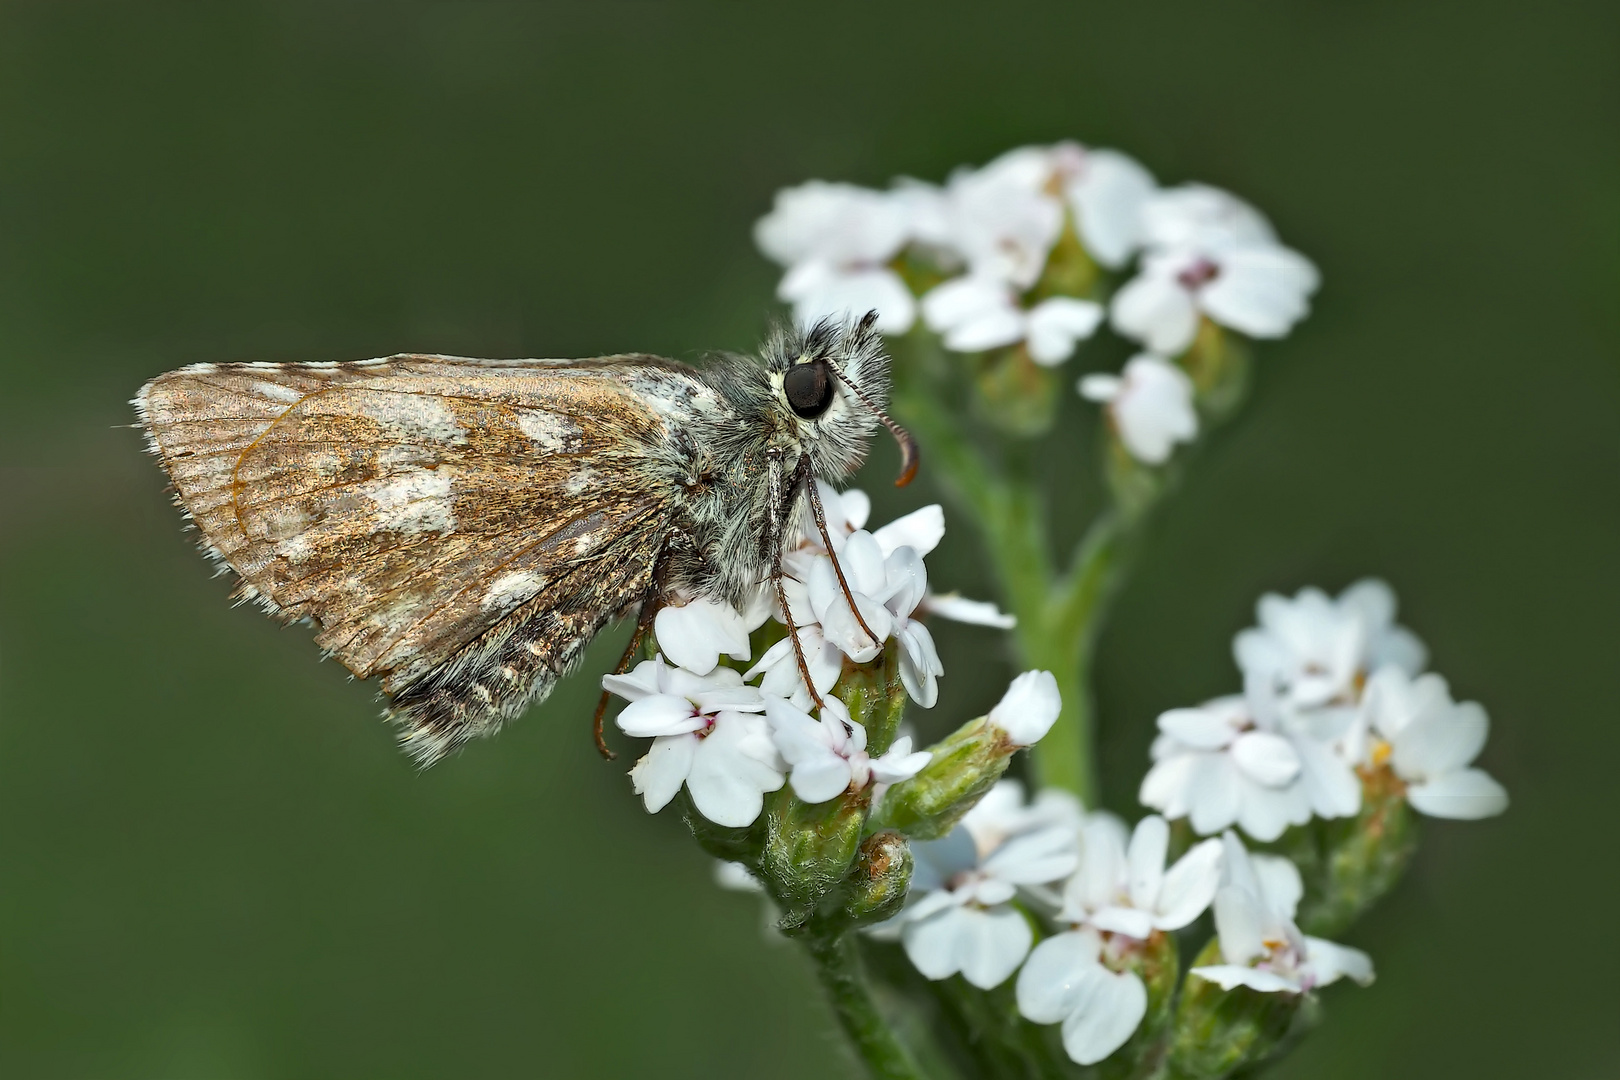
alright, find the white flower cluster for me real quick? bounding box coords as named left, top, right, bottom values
left=876, top=776, right=1369, bottom=1066
left=839, top=578, right=1507, bottom=1068
left=755, top=142, right=1321, bottom=467
left=1141, top=579, right=1509, bottom=841
left=603, top=484, right=1018, bottom=828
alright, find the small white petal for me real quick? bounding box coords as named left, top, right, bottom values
left=1157, top=707, right=1240, bottom=750
left=1153, top=838, right=1224, bottom=930
left=1406, top=768, right=1510, bottom=819
left=1251, top=854, right=1305, bottom=923
left=1016, top=930, right=1102, bottom=1023
left=921, top=593, right=1016, bottom=629
left=616, top=695, right=705, bottom=738
left=1089, top=906, right=1156, bottom=940
left=1230, top=731, right=1303, bottom=787
left=1212, top=885, right=1267, bottom=967
left=1077, top=373, right=1122, bottom=401
left=957, top=906, right=1035, bottom=990
left=1189, top=964, right=1301, bottom=994
left=1110, top=273, right=1199, bottom=356
left=872, top=505, right=946, bottom=558
left=1302, top=937, right=1376, bottom=987
left=628, top=735, right=696, bottom=814
left=1060, top=967, right=1148, bottom=1066
left=989, top=670, right=1063, bottom=746
left=1126, top=814, right=1170, bottom=911
left=1026, top=297, right=1105, bottom=366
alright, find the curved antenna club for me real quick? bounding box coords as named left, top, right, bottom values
left=829, top=365, right=921, bottom=487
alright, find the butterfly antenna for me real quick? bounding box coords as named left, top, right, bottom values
left=828, top=366, right=920, bottom=487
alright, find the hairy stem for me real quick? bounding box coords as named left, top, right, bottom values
left=806, top=932, right=926, bottom=1080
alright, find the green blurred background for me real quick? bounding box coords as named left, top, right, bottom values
left=1, top=3, right=1614, bottom=1077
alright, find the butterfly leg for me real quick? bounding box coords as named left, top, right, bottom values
left=767, top=451, right=827, bottom=712
left=591, top=570, right=668, bottom=760
left=802, top=455, right=884, bottom=653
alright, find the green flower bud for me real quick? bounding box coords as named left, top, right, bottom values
left=1167, top=938, right=1301, bottom=1080
left=1293, top=765, right=1419, bottom=938
left=837, top=645, right=908, bottom=756
left=757, top=787, right=868, bottom=934
left=679, top=790, right=764, bottom=864
left=836, top=831, right=914, bottom=929
left=867, top=716, right=1013, bottom=841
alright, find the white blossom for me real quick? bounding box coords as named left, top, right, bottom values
left=1359, top=667, right=1509, bottom=819
left=924, top=145, right=1070, bottom=288
left=653, top=590, right=771, bottom=676
left=754, top=181, right=917, bottom=332
left=960, top=779, right=1085, bottom=856
left=1062, top=148, right=1159, bottom=269
left=1139, top=686, right=1361, bottom=841
left=764, top=696, right=931, bottom=804
left=897, top=818, right=1080, bottom=989
left=1079, top=354, right=1198, bottom=465
left=921, top=274, right=1103, bottom=364
left=603, top=657, right=784, bottom=828
left=1015, top=814, right=1222, bottom=1064
left=988, top=670, right=1062, bottom=747
left=1110, top=244, right=1320, bottom=356
left=1191, top=832, right=1374, bottom=995
left=1234, top=579, right=1428, bottom=714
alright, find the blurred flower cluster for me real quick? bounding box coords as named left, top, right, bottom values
left=756, top=141, right=1321, bottom=465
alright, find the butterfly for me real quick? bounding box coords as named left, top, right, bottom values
left=134, top=313, right=916, bottom=765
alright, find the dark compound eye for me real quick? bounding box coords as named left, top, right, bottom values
left=783, top=360, right=836, bottom=420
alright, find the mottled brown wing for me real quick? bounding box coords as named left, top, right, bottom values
left=135, top=353, right=683, bottom=763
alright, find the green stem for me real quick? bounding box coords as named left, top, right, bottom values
left=806, top=932, right=926, bottom=1080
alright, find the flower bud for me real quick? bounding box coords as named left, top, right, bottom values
left=867, top=715, right=1011, bottom=841
left=756, top=787, right=868, bottom=934
left=837, top=645, right=908, bottom=755
left=835, top=831, right=914, bottom=928
left=1168, top=938, right=1302, bottom=1079
left=1294, top=766, right=1419, bottom=938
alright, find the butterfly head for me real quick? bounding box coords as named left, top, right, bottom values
left=762, top=312, right=918, bottom=486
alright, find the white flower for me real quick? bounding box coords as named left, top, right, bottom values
left=653, top=590, right=771, bottom=676
left=754, top=181, right=918, bottom=333
left=798, top=529, right=944, bottom=708
left=898, top=819, right=1080, bottom=989
left=1110, top=243, right=1321, bottom=356
left=1234, top=579, right=1428, bottom=713
left=960, top=779, right=1085, bottom=856
left=764, top=696, right=931, bottom=804
left=603, top=657, right=784, bottom=827
left=1062, top=148, right=1158, bottom=269
left=1360, top=667, right=1509, bottom=819
left=1063, top=813, right=1224, bottom=938
left=1191, top=832, right=1374, bottom=994
left=1139, top=686, right=1361, bottom=841
left=1015, top=815, right=1222, bottom=1065
left=1079, top=354, right=1199, bottom=465
left=921, top=274, right=1103, bottom=364
left=1015, top=927, right=1147, bottom=1065
left=927, top=145, right=1070, bottom=288
left=744, top=624, right=845, bottom=712
left=988, top=670, right=1062, bottom=747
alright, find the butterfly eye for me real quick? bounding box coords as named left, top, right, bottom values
left=783, top=360, right=836, bottom=420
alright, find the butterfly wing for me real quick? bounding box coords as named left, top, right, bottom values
left=135, top=353, right=693, bottom=763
